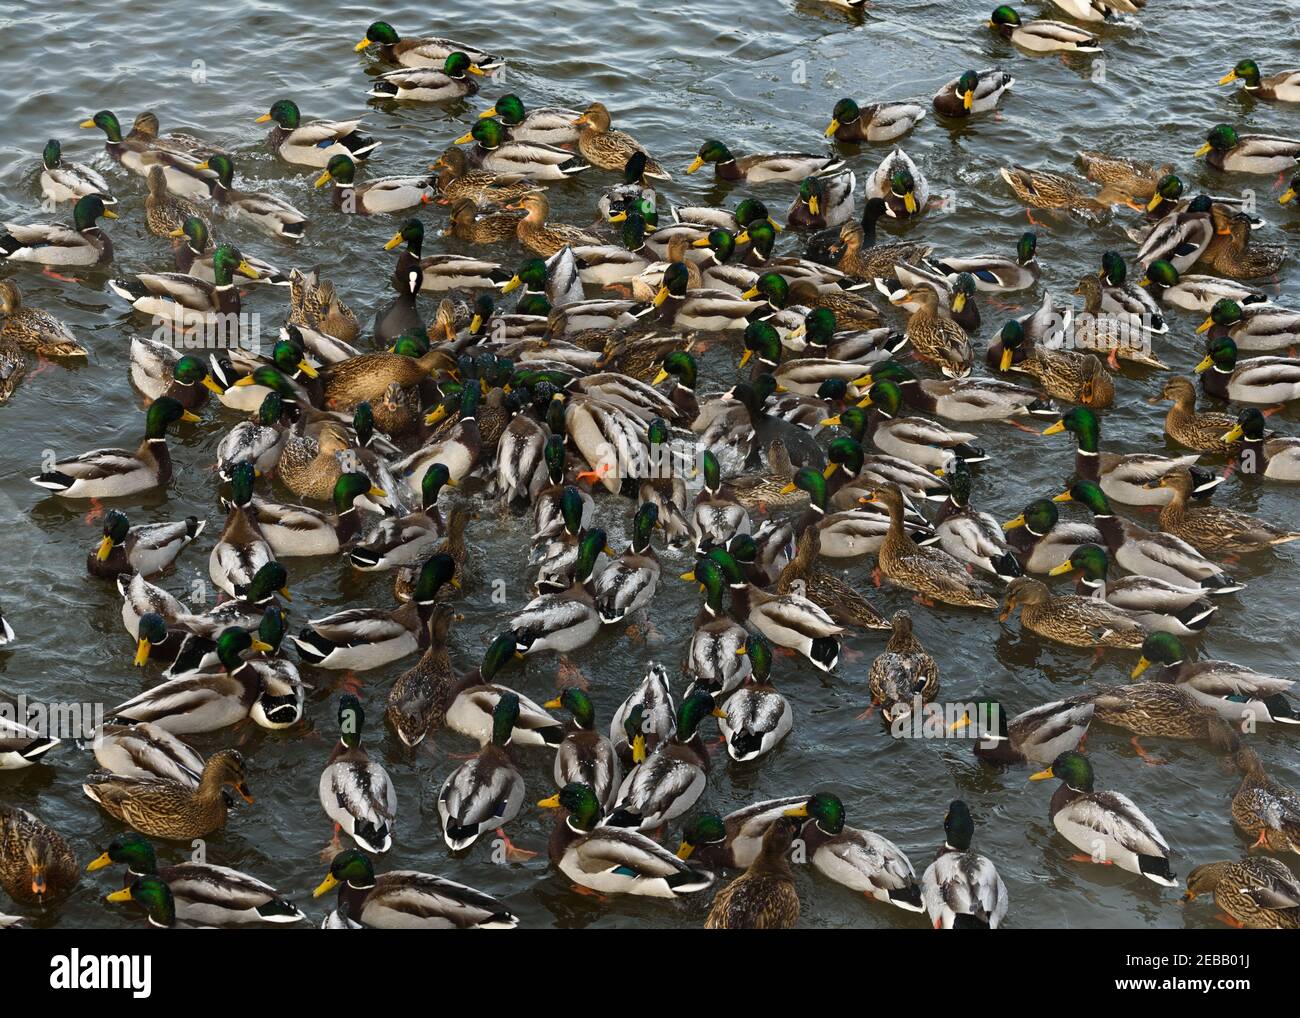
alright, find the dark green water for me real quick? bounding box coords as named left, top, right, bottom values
left=0, top=0, right=1297, bottom=928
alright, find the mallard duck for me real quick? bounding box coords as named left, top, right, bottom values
left=674, top=797, right=805, bottom=872
left=30, top=396, right=195, bottom=499
left=1140, top=259, right=1269, bottom=313
left=1153, top=376, right=1239, bottom=454
left=825, top=200, right=933, bottom=281
left=609, top=662, right=675, bottom=767
left=255, top=99, right=378, bottom=168
left=384, top=218, right=509, bottom=294
left=510, top=530, right=608, bottom=655
left=1195, top=336, right=1300, bottom=405
left=430, top=147, right=543, bottom=207
left=88, top=510, right=203, bottom=580
left=999, top=165, right=1107, bottom=223
left=1030, top=751, right=1177, bottom=885
left=0, top=716, right=59, bottom=770
left=196, top=154, right=307, bottom=240
left=91, top=722, right=203, bottom=786
left=349, top=468, right=449, bottom=571
left=543, top=690, right=622, bottom=810
left=109, top=243, right=259, bottom=324
left=989, top=7, right=1101, bottom=53
left=950, top=697, right=1094, bottom=766
left=1134, top=194, right=1216, bottom=272
left=83, top=748, right=252, bottom=840
left=1133, top=631, right=1297, bottom=725
left=686, top=139, right=843, bottom=183
left=1196, top=124, right=1300, bottom=175
left=539, top=782, right=711, bottom=897
left=935, top=232, right=1040, bottom=292
left=478, top=92, right=580, bottom=146
left=776, top=525, right=889, bottom=629
left=368, top=52, right=486, bottom=102
left=1045, top=0, right=1142, bottom=20
left=715, top=634, right=791, bottom=761
left=1051, top=544, right=1216, bottom=635
left=858, top=382, right=985, bottom=469
left=1283, top=173, right=1300, bottom=205
left=1042, top=408, right=1214, bottom=506
left=594, top=503, right=661, bottom=624
left=1196, top=213, right=1289, bottom=280
left=870, top=484, right=998, bottom=608
left=1196, top=298, right=1300, bottom=354
left=1056, top=480, right=1244, bottom=594
left=888, top=288, right=972, bottom=377
left=167, top=216, right=285, bottom=286
left=867, top=610, right=939, bottom=722
left=1185, top=857, right=1300, bottom=929
left=784, top=793, right=924, bottom=911
left=0, top=281, right=86, bottom=358
left=703, top=819, right=800, bottom=929
left=606, top=689, right=713, bottom=830
left=865, top=148, right=928, bottom=220
left=508, top=193, right=602, bottom=257
left=1089, top=251, right=1167, bottom=333
left=1223, top=408, right=1300, bottom=481
left=129, top=338, right=226, bottom=410
left=39, top=138, right=115, bottom=205
left=786, top=168, right=856, bottom=231
left=1156, top=470, right=1299, bottom=555
left=78, top=110, right=215, bottom=199
left=88, top=831, right=304, bottom=925
left=932, top=460, right=1022, bottom=581
left=1, top=193, right=115, bottom=268
left=313, top=154, right=433, bottom=214
left=573, top=102, right=670, bottom=179
left=1218, top=58, right=1300, bottom=102
left=932, top=67, right=1016, bottom=117
left=314, top=848, right=515, bottom=928
left=1077, top=151, right=1173, bottom=209
left=1000, top=575, right=1145, bottom=648
left=859, top=361, right=1049, bottom=422
left=824, top=96, right=926, bottom=143
left=293, top=555, right=451, bottom=669
left=209, top=463, right=277, bottom=598
left=355, top=20, right=501, bottom=68
left=454, top=117, right=588, bottom=181
left=320, top=695, right=396, bottom=854
left=143, top=165, right=205, bottom=237
left=438, top=693, right=526, bottom=851
left=921, top=801, right=1008, bottom=929
left=999, top=324, right=1114, bottom=407
left=0, top=806, right=78, bottom=905
left=1231, top=747, right=1300, bottom=854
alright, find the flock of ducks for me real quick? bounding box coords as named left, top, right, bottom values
left=2, top=3, right=1300, bottom=931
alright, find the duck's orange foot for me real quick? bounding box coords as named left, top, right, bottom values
left=569, top=884, right=609, bottom=902
left=911, top=594, right=936, bottom=608
left=82, top=498, right=106, bottom=525
left=556, top=655, right=590, bottom=690
left=1130, top=736, right=1166, bottom=766
left=318, top=825, right=343, bottom=863
left=855, top=705, right=878, bottom=722
left=1005, top=419, right=1039, bottom=433
left=42, top=267, right=82, bottom=284
left=334, top=670, right=363, bottom=695
left=496, top=828, right=537, bottom=863
left=1215, top=912, right=1245, bottom=928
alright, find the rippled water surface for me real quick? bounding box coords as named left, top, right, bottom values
left=1, top=0, right=1298, bottom=929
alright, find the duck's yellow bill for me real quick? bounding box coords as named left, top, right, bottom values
left=1146, top=193, right=1164, bottom=212
left=691, top=236, right=712, bottom=248
left=948, top=714, right=971, bottom=733
left=1221, top=424, right=1244, bottom=442
left=1281, top=189, right=1298, bottom=206
left=675, top=842, right=694, bottom=859
left=824, top=120, right=840, bottom=138
left=106, top=887, right=133, bottom=903
left=784, top=804, right=809, bottom=818
left=1131, top=656, right=1151, bottom=678
left=903, top=191, right=917, bottom=214
left=134, top=639, right=151, bottom=666
left=313, top=874, right=339, bottom=898
left=1051, top=490, right=1073, bottom=503
left=679, top=570, right=696, bottom=581
left=809, top=196, right=820, bottom=216
left=1003, top=514, right=1026, bottom=530
left=479, top=106, right=497, bottom=119
left=685, top=156, right=704, bottom=174
left=354, top=38, right=372, bottom=51
left=254, top=113, right=272, bottom=124
left=1195, top=317, right=1214, bottom=334
left=778, top=481, right=797, bottom=495
left=1042, top=420, right=1065, bottom=435
left=383, top=231, right=404, bottom=251
left=653, top=285, right=670, bottom=308
left=962, top=89, right=974, bottom=111
left=632, top=733, right=647, bottom=763
left=86, top=851, right=113, bottom=872
left=999, top=347, right=1014, bottom=371
left=822, top=463, right=838, bottom=480
left=651, top=368, right=669, bottom=385
left=279, top=587, right=292, bottom=602
left=1218, top=70, right=1237, bottom=85
left=740, top=286, right=759, bottom=299
left=501, top=275, right=522, bottom=294
left=1193, top=354, right=1214, bottom=374
left=201, top=375, right=226, bottom=395
left=738, top=349, right=753, bottom=368
left=96, top=535, right=115, bottom=562
left=79, top=119, right=96, bottom=129
left=103, top=209, right=118, bottom=219
left=1028, top=767, right=1054, bottom=781
left=1048, top=559, right=1075, bottom=576
left=251, top=637, right=274, bottom=653
left=820, top=415, right=841, bottom=426
left=537, top=793, right=561, bottom=808
left=1194, top=142, right=1212, bottom=157
left=453, top=131, right=475, bottom=145
left=313, top=169, right=332, bottom=188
